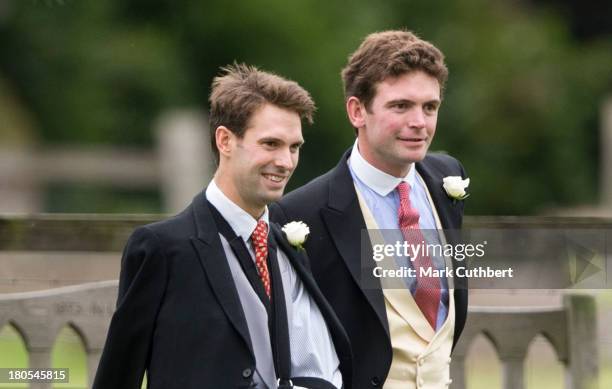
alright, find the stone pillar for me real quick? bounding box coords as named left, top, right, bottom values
left=156, top=110, right=213, bottom=213
left=449, top=356, right=466, bottom=389
left=501, top=357, right=524, bottom=389
left=0, top=75, right=41, bottom=213
left=601, top=96, right=612, bottom=208
left=28, top=347, right=52, bottom=389
left=565, top=294, right=599, bottom=389
left=0, top=148, right=42, bottom=213
left=87, top=349, right=103, bottom=387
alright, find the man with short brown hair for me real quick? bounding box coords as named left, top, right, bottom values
left=93, top=64, right=351, bottom=389
left=208, top=62, right=316, bottom=165
left=341, top=30, right=448, bottom=112
left=272, top=30, right=468, bottom=388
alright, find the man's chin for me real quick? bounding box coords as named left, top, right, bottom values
left=401, top=150, right=428, bottom=164
left=261, top=189, right=286, bottom=205
left=393, top=156, right=425, bottom=167
left=393, top=145, right=428, bottom=162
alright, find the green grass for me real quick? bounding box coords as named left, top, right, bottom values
left=51, top=327, right=87, bottom=389
left=0, top=324, right=147, bottom=389
left=0, top=325, right=27, bottom=389
left=0, top=325, right=86, bottom=389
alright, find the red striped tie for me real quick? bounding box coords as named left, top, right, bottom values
left=397, top=182, right=441, bottom=329
left=251, top=220, right=271, bottom=298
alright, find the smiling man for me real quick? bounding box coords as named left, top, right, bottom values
left=93, top=64, right=351, bottom=389
left=272, top=31, right=469, bottom=388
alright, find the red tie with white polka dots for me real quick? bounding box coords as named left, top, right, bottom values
left=251, top=220, right=271, bottom=299
left=397, top=181, right=441, bottom=329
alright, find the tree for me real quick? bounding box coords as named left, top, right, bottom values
left=1, top=0, right=610, bottom=214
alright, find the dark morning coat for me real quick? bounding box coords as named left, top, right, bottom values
left=92, top=191, right=352, bottom=389
left=270, top=148, right=468, bottom=388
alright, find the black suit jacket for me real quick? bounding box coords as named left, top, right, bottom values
left=93, top=191, right=352, bottom=389
left=270, top=149, right=468, bottom=388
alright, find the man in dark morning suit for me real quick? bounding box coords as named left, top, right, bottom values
left=271, top=31, right=469, bottom=389
left=93, top=64, right=351, bottom=389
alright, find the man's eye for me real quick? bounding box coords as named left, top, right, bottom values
left=424, top=104, right=438, bottom=114
left=393, top=103, right=408, bottom=110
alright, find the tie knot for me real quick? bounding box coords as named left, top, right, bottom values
left=397, top=181, right=419, bottom=228
left=251, top=220, right=268, bottom=247
left=397, top=181, right=410, bottom=201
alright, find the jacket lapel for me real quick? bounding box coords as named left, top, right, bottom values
left=228, top=236, right=272, bottom=312
left=415, top=160, right=458, bottom=231
left=416, top=160, right=466, bottom=285
left=270, top=223, right=353, bottom=389
left=189, top=191, right=254, bottom=357
left=320, top=149, right=390, bottom=337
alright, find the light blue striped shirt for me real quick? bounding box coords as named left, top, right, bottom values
left=347, top=141, right=449, bottom=330
left=206, top=180, right=342, bottom=388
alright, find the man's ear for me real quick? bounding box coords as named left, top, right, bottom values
left=346, top=96, right=367, bottom=129
left=215, top=126, right=234, bottom=158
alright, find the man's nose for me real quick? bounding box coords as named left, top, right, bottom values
left=275, top=148, right=295, bottom=170
left=408, top=108, right=426, bottom=128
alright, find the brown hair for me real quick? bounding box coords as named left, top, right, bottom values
left=341, top=30, right=448, bottom=110
left=209, top=63, right=315, bottom=164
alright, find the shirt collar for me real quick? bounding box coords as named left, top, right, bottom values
left=348, top=140, right=416, bottom=196
left=205, top=180, right=269, bottom=242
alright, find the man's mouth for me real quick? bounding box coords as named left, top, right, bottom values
left=399, top=137, right=426, bottom=143
left=262, top=173, right=286, bottom=183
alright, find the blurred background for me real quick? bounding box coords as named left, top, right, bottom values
left=0, top=0, right=611, bottom=388
left=0, top=0, right=611, bottom=215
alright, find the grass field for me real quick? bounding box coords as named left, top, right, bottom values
left=0, top=326, right=86, bottom=389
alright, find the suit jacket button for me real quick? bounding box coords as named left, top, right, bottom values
left=370, top=376, right=380, bottom=386
left=242, top=368, right=253, bottom=378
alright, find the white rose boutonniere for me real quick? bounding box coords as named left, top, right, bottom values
left=282, top=221, right=310, bottom=251
left=442, top=176, right=470, bottom=201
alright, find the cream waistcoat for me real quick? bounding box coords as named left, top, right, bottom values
left=354, top=178, right=455, bottom=389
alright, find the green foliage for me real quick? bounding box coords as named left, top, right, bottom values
left=0, top=324, right=27, bottom=388
left=0, top=1, right=191, bottom=145
left=0, top=0, right=610, bottom=214
left=374, top=0, right=612, bottom=214
left=44, top=183, right=161, bottom=213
